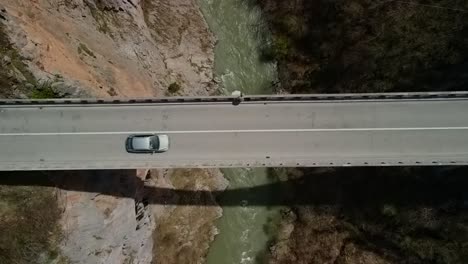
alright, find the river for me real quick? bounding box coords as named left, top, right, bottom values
left=198, top=0, right=282, bottom=263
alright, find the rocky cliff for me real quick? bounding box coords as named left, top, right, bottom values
left=0, top=0, right=225, bottom=263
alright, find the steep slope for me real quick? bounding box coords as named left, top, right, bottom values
left=0, top=0, right=225, bottom=263
left=1, top=0, right=217, bottom=97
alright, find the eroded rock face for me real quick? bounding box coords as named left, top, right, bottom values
left=56, top=170, right=154, bottom=264
left=84, top=0, right=139, bottom=11
left=0, top=0, right=225, bottom=263
left=1, top=0, right=217, bottom=98
left=53, top=168, right=228, bottom=264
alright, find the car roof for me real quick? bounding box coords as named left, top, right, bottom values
left=131, top=136, right=153, bottom=150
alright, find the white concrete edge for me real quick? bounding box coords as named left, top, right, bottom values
left=2, top=126, right=468, bottom=136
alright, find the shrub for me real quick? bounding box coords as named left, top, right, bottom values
left=167, top=82, right=181, bottom=94
left=29, top=80, right=61, bottom=99
left=262, top=35, right=291, bottom=61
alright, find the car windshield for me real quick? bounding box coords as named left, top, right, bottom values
left=151, top=136, right=160, bottom=150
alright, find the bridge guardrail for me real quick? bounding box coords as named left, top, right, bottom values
left=1, top=91, right=468, bottom=105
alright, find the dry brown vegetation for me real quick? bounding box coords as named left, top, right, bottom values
left=0, top=184, right=66, bottom=264
left=266, top=168, right=468, bottom=264
left=256, top=0, right=468, bottom=93
left=252, top=1, right=468, bottom=263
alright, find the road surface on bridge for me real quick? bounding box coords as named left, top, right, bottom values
left=1, top=97, right=468, bottom=170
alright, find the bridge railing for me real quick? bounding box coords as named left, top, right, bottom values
left=1, top=91, right=468, bottom=105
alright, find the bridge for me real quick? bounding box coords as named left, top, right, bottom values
left=1, top=92, right=468, bottom=171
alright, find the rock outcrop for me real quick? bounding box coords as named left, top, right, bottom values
left=1, top=0, right=217, bottom=97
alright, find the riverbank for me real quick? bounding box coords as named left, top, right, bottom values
left=250, top=1, right=468, bottom=263
left=0, top=0, right=225, bottom=263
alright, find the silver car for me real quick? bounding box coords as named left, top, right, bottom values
left=126, top=134, right=170, bottom=153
